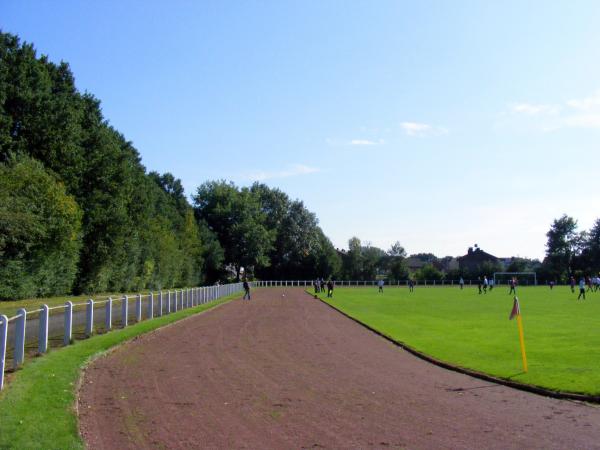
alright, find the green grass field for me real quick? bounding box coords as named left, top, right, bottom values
left=320, top=285, right=600, bottom=396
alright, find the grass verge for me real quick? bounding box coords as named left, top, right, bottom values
left=319, top=286, right=600, bottom=396
left=0, top=295, right=237, bottom=450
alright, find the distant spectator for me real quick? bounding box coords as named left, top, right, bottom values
left=243, top=280, right=251, bottom=300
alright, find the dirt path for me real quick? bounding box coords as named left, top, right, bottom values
left=78, top=288, right=600, bottom=449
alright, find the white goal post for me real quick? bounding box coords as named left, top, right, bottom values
left=493, top=272, right=537, bottom=286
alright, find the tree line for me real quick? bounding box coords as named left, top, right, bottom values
left=541, top=215, right=600, bottom=281
left=0, top=32, right=339, bottom=299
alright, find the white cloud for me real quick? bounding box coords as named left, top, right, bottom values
left=325, top=137, right=385, bottom=147
left=503, top=90, right=600, bottom=131
left=350, top=139, right=384, bottom=146
left=400, top=122, right=447, bottom=137
left=563, top=114, right=600, bottom=129
left=566, top=91, right=600, bottom=111
left=244, top=164, right=320, bottom=181
left=511, top=103, right=560, bottom=115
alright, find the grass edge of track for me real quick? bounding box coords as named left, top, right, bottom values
left=309, top=291, right=600, bottom=404
left=0, top=295, right=237, bottom=450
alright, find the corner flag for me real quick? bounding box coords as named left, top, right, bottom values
left=509, top=296, right=528, bottom=373
left=509, top=297, right=520, bottom=320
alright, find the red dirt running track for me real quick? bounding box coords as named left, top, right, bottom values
left=78, top=288, right=600, bottom=449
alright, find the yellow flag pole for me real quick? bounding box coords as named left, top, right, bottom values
left=516, top=314, right=528, bottom=373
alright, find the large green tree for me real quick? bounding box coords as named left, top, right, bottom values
left=0, top=156, right=82, bottom=299
left=193, top=181, right=274, bottom=279
left=543, top=215, right=579, bottom=280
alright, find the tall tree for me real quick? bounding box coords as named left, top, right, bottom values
left=387, top=241, right=409, bottom=280
left=0, top=156, right=82, bottom=298
left=193, top=181, right=274, bottom=279
left=543, top=215, right=578, bottom=280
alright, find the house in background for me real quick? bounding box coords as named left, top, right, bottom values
left=405, top=257, right=426, bottom=272
left=457, top=244, right=499, bottom=273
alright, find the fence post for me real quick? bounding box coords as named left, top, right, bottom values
left=148, top=292, right=154, bottom=319
left=13, top=308, right=27, bottom=369
left=174, top=291, right=178, bottom=312
left=39, top=304, right=49, bottom=354
left=136, top=294, right=142, bottom=322
left=158, top=291, right=163, bottom=316
left=64, top=301, right=73, bottom=345
left=106, top=297, right=113, bottom=331
left=0, top=315, right=7, bottom=390
left=85, top=299, right=94, bottom=337
left=122, top=295, right=129, bottom=327
left=166, top=291, right=171, bottom=314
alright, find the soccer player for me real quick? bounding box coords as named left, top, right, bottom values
left=578, top=277, right=586, bottom=300
left=327, top=279, right=334, bottom=298
left=570, top=276, right=576, bottom=293
left=408, top=279, right=414, bottom=292
left=489, top=278, right=494, bottom=291
left=477, top=277, right=482, bottom=294
left=508, top=277, right=516, bottom=295
left=378, top=279, right=384, bottom=293
left=483, top=276, right=488, bottom=294
left=459, top=277, right=464, bottom=290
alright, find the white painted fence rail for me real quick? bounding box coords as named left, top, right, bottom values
left=253, top=279, right=539, bottom=288
left=0, top=282, right=244, bottom=391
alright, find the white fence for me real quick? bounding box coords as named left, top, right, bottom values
left=255, top=279, right=486, bottom=287
left=0, top=282, right=244, bottom=391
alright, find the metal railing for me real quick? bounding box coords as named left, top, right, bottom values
left=254, top=279, right=540, bottom=287
left=0, top=282, right=245, bottom=391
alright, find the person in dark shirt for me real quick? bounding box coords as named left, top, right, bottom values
left=243, top=280, right=251, bottom=300
left=508, top=277, right=516, bottom=295
left=327, top=279, right=334, bottom=298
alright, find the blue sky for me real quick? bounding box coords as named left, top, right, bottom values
left=4, top=1, right=600, bottom=259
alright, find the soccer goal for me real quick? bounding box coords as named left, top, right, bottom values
left=493, top=272, right=537, bottom=286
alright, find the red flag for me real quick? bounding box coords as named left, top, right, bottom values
left=509, top=297, right=520, bottom=320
